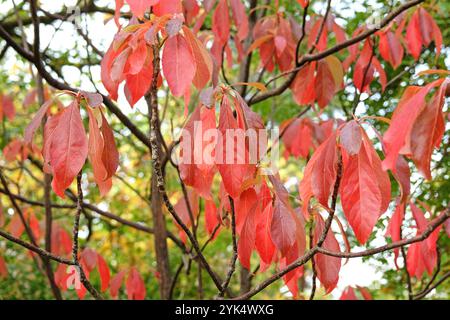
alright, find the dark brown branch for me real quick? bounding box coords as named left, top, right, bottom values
left=148, top=44, right=225, bottom=294
left=219, top=197, right=238, bottom=298
left=413, top=271, right=450, bottom=300
left=0, top=228, right=74, bottom=265
left=71, top=172, right=103, bottom=300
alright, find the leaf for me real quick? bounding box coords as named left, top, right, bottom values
left=124, top=59, right=154, bottom=107
left=81, top=248, right=98, bottom=271
left=385, top=200, right=405, bottom=267
left=238, top=202, right=258, bottom=270
left=230, top=0, right=249, bottom=41
left=212, top=0, right=230, bottom=46
left=215, top=96, right=254, bottom=198
left=97, top=253, right=111, bottom=292
left=291, top=62, right=316, bottom=106
left=0, top=94, right=15, bottom=121
left=393, top=156, right=411, bottom=202
left=166, top=17, right=183, bottom=37
left=0, top=256, right=7, bottom=278
left=340, top=133, right=390, bottom=244
left=406, top=202, right=441, bottom=279
left=81, top=91, right=103, bottom=108
left=100, top=110, right=119, bottom=180
left=313, top=213, right=341, bottom=294
left=182, top=26, right=213, bottom=90
left=153, top=0, right=182, bottom=16
left=379, top=31, right=404, bottom=69
left=339, top=120, right=362, bottom=156
left=162, top=34, right=197, bottom=97
left=126, top=267, right=146, bottom=300
left=255, top=202, right=276, bottom=265
left=406, top=8, right=442, bottom=60
left=43, top=113, right=63, bottom=174
left=50, top=101, right=88, bottom=198
left=110, top=270, right=126, bottom=299
left=205, top=200, right=220, bottom=238
left=101, top=44, right=122, bottom=100
left=179, top=105, right=216, bottom=199
left=382, top=80, right=443, bottom=173
left=235, top=188, right=258, bottom=234
left=127, top=40, right=148, bottom=75
left=247, top=34, right=273, bottom=54
left=353, top=40, right=374, bottom=92
left=270, top=196, right=297, bottom=256
left=281, top=118, right=313, bottom=159
left=340, top=287, right=358, bottom=300
left=299, top=132, right=338, bottom=216
left=408, top=79, right=449, bottom=179
left=87, top=108, right=110, bottom=196
left=125, top=0, right=159, bottom=18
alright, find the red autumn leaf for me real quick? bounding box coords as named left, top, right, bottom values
left=126, top=267, right=146, bottom=300
left=406, top=202, right=441, bottom=279
left=0, top=256, right=8, bottom=278
left=97, top=253, right=111, bottom=292
left=406, top=8, right=442, bottom=60
left=153, top=0, right=182, bottom=16
left=162, top=34, right=197, bottom=97
left=353, top=41, right=374, bottom=92
left=281, top=118, right=313, bottom=159
left=125, top=0, right=159, bottom=18
left=51, top=225, right=72, bottom=257
left=313, top=213, right=341, bottom=294
left=110, top=270, right=126, bottom=299
left=0, top=94, right=15, bottom=121
left=379, top=30, right=404, bottom=69
left=315, top=59, right=336, bottom=108
left=385, top=200, right=405, bottom=266
left=100, top=110, right=119, bottom=181
left=124, top=59, right=154, bottom=107
left=127, top=40, right=148, bottom=75
left=179, top=105, right=216, bottom=199
left=87, top=108, right=108, bottom=195
left=3, top=139, right=26, bottom=162
left=215, top=96, right=254, bottom=198
left=49, top=101, right=88, bottom=198
left=408, top=79, right=449, bottom=179
left=238, top=201, right=258, bottom=270
left=81, top=248, right=97, bottom=272
left=43, top=112, right=63, bottom=174
left=182, top=26, right=213, bottom=90
left=297, top=0, right=309, bottom=8
left=204, top=199, right=220, bottom=238
left=212, top=0, right=230, bottom=46
left=230, top=0, right=249, bottom=41
left=382, top=79, right=443, bottom=174
left=101, top=43, right=122, bottom=100
left=393, top=155, right=411, bottom=203
left=291, top=62, right=316, bottom=105
left=235, top=188, right=258, bottom=235
left=340, top=286, right=358, bottom=300
left=339, top=120, right=362, bottom=156
left=8, top=214, right=25, bottom=238
left=270, top=188, right=297, bottom=255
left=340, top=133, right=391, bottom=244
left=299, top=132, right=338, bottom=216
left=255, top=201, right=276, bottom=265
